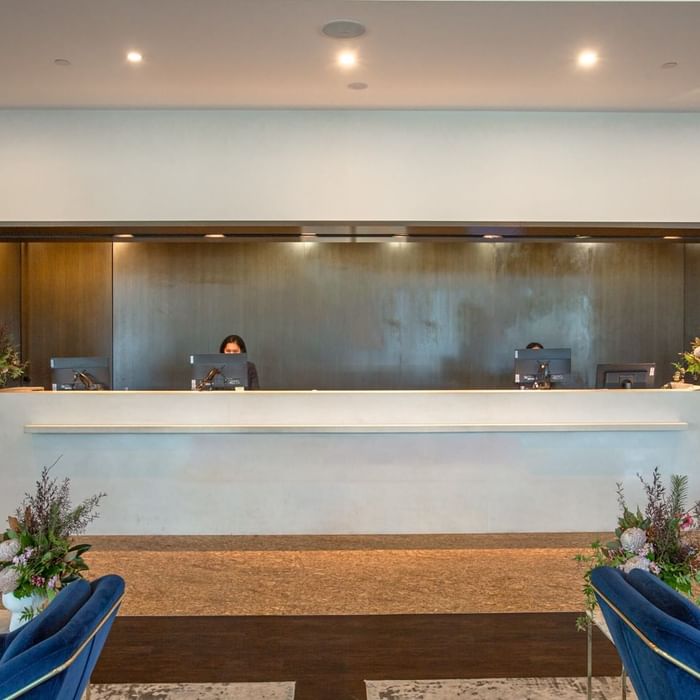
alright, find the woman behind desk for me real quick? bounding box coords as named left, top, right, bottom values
left=219, top=334, right=260, bottom=390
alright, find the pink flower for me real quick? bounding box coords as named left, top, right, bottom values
left=47, top=575, right=60, bottom=590
left=649, top=562, right=661, bottom=575
left=680, top=514, right=695, bottom=531
left=12, top=547, right=34, bottom=566
left=30, top=575, right=46, bottom=587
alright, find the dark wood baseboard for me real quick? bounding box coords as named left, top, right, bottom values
left=94, top=612, right=620, bottom=699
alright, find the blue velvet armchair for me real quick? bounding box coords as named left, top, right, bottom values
left=0, top=575, right=124, bottom=699
left=590, top=566, right=700, bottom=700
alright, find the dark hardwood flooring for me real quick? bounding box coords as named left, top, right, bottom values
left=94, top=612, right=620, bottom=700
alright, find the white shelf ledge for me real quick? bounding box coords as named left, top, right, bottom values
left=24, top=421, right=688, bottom=434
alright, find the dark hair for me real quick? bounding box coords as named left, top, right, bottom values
left=526, top=341, right=544, bottom=350
left=219, top=334, right=248, bottom=353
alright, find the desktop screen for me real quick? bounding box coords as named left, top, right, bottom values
left=596, top=364, right=656, bottom=389
left=514, top=348, right=572, bottom=387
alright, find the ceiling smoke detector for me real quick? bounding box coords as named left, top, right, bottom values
left=322, top=19, right=366, bottom=39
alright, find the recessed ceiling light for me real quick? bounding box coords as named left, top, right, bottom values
left=483, top=234, right=502, bottom=240
left=661, top=61, right=679, bottom=70
left=204, top=234, right=225, bottom=239
left=337, top=51, right=357, bottom=68
left=126, top=51, right=143, bottom=64
left=53, top=58, right=71, bottom=67
left=348, top=82, right=368, bottom=90
left=114, top=233, right=134, bottom=238
left=577, top=50, right=599, bottom=69
left=322, top=19, right=366, bottom=39
left=663, top=235, right=682, bottom=240
left=575, top=234, right=591, bottom=239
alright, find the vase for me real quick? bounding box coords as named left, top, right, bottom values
left=1, top=591, right=48, bottom=631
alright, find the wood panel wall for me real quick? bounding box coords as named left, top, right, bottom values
left=21, top=243, right=113, bottom=388
left=0, top=243, right=22, bottom=386
left=685, top=244, right=700, bottom=346
left=0, top=243, right=21, bottom=343
left=113, top=241, right=685, bottom=390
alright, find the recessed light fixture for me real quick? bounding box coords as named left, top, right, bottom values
left=575, top=234, right=592, bottom=239
left=126, top=51, right=143, bottom=64
left=482, top=234, right=502, bottom=240
left=348, top=82, right=368, bottom=90
left=337, top=51, right=357, bottom=68
left=322, top=19, right=366, bottom=39
left=661, top=61, right=679, bottom=70
left=577, top=49, right=599, bottom=69
left=53, top=58, right=71, bottom=67
left=663, top=235, right=682, bottom=240
left=204, top=234, right=225, bottom=239
left=114, top=233, right=134, bottom=238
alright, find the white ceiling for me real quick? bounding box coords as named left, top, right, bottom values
left=1, top=1, right=699, bottom=110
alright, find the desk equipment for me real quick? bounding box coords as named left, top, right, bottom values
left=514, top=348, right=571, bottom=389
left=190, top=353, right=248, bottom=390
left=50, top=357, right=111, bottom=391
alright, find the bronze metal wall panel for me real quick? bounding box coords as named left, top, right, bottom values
left=0, top=243, right=21, bottom=345
left=113, top=241, right=685, bottom=390
left=22, top=243, right=113, bottom=389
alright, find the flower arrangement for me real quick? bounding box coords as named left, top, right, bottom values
left=672, top=336, right=700, bottom=383
left=0, top=324, right=27, bottom=388
left=0, top=464, right=105, bottom=622
left=575, top=468, right=700, bottom=630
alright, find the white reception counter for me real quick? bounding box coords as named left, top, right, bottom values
left=1, top=389, right=697, bottom=534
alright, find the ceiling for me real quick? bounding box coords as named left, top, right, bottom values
left=1, top=1, right=699, bottom=110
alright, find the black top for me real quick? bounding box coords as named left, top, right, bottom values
left=247, top=362, right=260, bottom=390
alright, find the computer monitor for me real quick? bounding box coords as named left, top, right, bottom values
left=596, top=363, right=656, bottom=389
left=50, top=357, right=111, bottom=391
left=514, top=348, right=572, bottom=388
left=190, top=353, right=248, bottom=390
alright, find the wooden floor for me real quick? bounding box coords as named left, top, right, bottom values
left=93, top=612, right=621, bottom=700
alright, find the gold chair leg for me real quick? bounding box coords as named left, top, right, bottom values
left=621, top=667, right=627, bottom=700
left=587, top=617, right=593, bottom=700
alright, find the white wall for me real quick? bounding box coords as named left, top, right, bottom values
left=2, top=390, right=698, bottom=534
left=1, top=109, right=699, bottom=223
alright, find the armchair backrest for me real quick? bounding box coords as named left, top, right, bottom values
left=0, top=575, right=125, bottom=700
left=590, top=566, right=700, bottom=700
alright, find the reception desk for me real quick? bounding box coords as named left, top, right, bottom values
left=1, top=389, right=697, bottom=534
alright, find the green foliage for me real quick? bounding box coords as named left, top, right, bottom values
left=575, top=468, right=700, bottom=631
left=0, top=325, right=27, bottom=388
left=673, top=337, right=700, bottom=381
left=0, top=463, right=105, bottom=619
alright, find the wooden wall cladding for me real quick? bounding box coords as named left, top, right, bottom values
left=685, top=244, right=700, bottom=346
left=21, top=243, right=113, bottom=389
left=113, top=241, right=685, bottom=390
left=0, top=243, right=21, bottom=346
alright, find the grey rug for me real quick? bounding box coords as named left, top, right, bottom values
left=365, top=677, right=636, bottom=699
left=88, top=683, right=295, bottom=699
